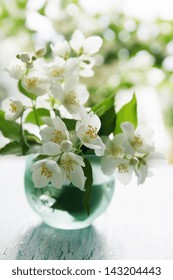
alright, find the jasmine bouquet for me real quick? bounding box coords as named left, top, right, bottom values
left=0, top=30, right=164, bottom=214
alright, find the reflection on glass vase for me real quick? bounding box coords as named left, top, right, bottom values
left=24, top=155, right=115, bottom=230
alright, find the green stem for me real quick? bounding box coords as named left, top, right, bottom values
left=32, top=100, right=40, bottom=130
left=20, top=112, right=29, bottom=155
left=76, top=143, right=83, bottom=152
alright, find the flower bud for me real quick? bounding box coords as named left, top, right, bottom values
left=35, top=48, right=46, bottom=58
left=20, top=52, right=30, bottom=63
left=60, top=140, right=73, bottom=152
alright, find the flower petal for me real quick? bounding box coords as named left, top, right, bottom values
left=71, top=164, right=86, bottom=190
left=32, top=165, right=49, bottom=188
left=70, top=30, right=85, bottom=53
left=6, top=58, right=26, bottom=79
left=50, top=81, right=64, bottom=102
left=79, top=55, right=95, bottom=69
left=116, top=168, right=132, bottom=185
left=83, top=36, right=103, bottom=55
left=50, top=40, right=70, bottom=58
left=49, top=164, right=63, bottom=188
left=40, top=127, right=55, bottom=142
left=52, top=117, right=68, bottom=134
left=75, top=85, right=89, bottom=105
left=87, top=112, right=101, bottom=130
left=64, top=73, right=79, bottom=92
left=136, top=164, right=148, bottom=185
left=101, top=156, right=116, bottom=175
left=69, top=152, right=85, bottom=167
left=40, top=142, right=61, bottom=155
left=22, top=70, right=49, bottom=96
left=121, top=122, right=135, bottom=141
left=79, top=68, right=94, bottom=77
left=145, top=152, right=166, bottom=167
left=2, top=98, right=23, bottom=121
left=64, top=58, right=79, bottom=77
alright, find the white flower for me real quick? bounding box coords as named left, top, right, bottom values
left=60, top=152, right=86, bottom=190
left=37, top=139, right=85, bottom=190
left=70, top=30, right=103, bottom=78
left=101, top=134, right=125, bottom=175
left=135, top=162, right=148, bottom=185
left=115, top=159, right=133, bottom=185
left=135, top=152, right=165, bottom=185
left=32, top=159, right=64, bottom=188
left=102, top=156, right=133, bottom=185
left=76, top=111, right=105, bottom=156
left=22, top=69, right=50, bottom=96
left=70, top=30, right=103, bottom=56
left=40, top=116, right=69, bottom=145
left=2, top=97, right=23, bottom=121
left=121, top=122, right=155, bottom=155
left=144, top=152, right=166, bottom=167
left=5, top=58, right=26, bottom=80
left=50, top=40, right=70, bottom=59
left=50, top=74, right=89, bottom=119
left=102, top=134, right=125, bottom=159
left=45, top=57, right=78, bottom=81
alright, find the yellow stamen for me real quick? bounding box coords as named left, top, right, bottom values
left=25, top=77, right=39, bottom=88
left=9, top=102, right=17, bottom=113
left=51, top=130, right=64, bottom=144
left=132, top=135, right=144, bottom=146
left=118, top=164, right=129, bottom=173
left=51, top=67, right=64, bottom=77
left=66, top=91, right=79, bottom=105
left=110, top=146, right=123, bottom=157
left=61, top=157, right=73, bottom=180
left=85, top=125, right=98, bottom=139
left=41, top=164, right=52, bottom=179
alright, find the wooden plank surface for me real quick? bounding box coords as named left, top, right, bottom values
left=0, top=157, right=173, bottom=260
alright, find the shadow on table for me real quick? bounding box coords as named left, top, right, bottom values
left=16, top=223, right=109, bottom=260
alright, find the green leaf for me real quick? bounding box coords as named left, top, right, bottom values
left=25, top=133, right=41, bottom=155
left=51, top=186, right=85, bottom=214
left=25, top=133, right=41, bottom=144
left=92, top=92, right=115, bottom=117
left=115, top=93, right=138, bottom=134
left=18, top=80, right=37, bottom=100
left=0, top=134, right=41, bottom=156
left=25, top=108, right=50, bottom=126
left=62, top=118, right=76, bottom=131
left=54, top=109, right=76, bottom=131
left=0, top=141, right=23, bottom=156
left=83, top=158, right=93, bottom=215
left=0, top=110, right=20, bottom=141
left=100, top=106, right=116, bottom=136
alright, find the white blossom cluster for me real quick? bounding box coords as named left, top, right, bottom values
left=1, top=29, right=164, bottom=190
left=101, top=122, right=164, bottom=185
left=32, top=112, right=105, bottom=190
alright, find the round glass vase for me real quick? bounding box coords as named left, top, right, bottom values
left=24, top=155, right=115, bottom=230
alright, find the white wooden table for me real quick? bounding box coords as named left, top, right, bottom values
left=0, top=156, right=173, bottom=260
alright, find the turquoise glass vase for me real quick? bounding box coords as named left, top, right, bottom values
left=24, top=155, right=115, bottom=230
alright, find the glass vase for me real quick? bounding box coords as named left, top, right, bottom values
left=24, top=155, right=115, bottom=230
